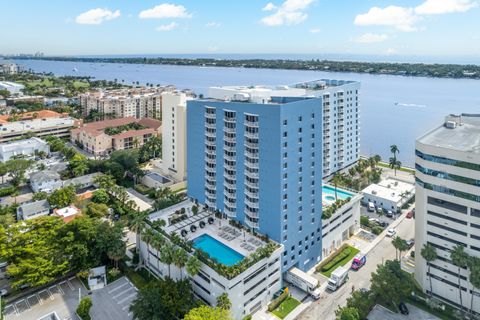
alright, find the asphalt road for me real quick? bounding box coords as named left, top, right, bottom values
left=297, top=215, right=415, bottom=320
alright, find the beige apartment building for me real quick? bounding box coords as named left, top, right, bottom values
left=70, top=117, right=161, bottom=157
left=79, top=87, right=172, bottom=120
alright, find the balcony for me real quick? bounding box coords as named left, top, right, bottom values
left=245, top=188, right=259, bottom=198
left=205, top=149, right=216, bottom=156
left=205, top=139, right=216, bottom=147
left=245, top=150, right=259, bottom=159
left=205, top=130, right=216, bottom=138
left=245, top=198, right=259, bottom=209
left=205, top=166, right=216, bottom=174
left=205, top=187, right=216, bottom=196
left=224, top=181, right=236, bottom=189
left=223, top=144, right=236, bottom=152
left=244, top=179, right=259, bottom=189
left=223, top=126, right=236, bottom=134
left=244, top=141, right=259, bottom=149
left=224, top=154, right=236, bottom=162
left=224, top=206, right=236, bottom=218
left=245, top=131, right=259, bottom=139
left=205, top=197, right=216, bottom=208
left=224, top=189, right=236, bottom=198
left=205, top=178, right=216, bottom=187
left=245, top=170, right=259, bottom=179
left=245, top=218, right=259, bottom=229
left=244, top=160, right=259, bottom=169
left=224, top=136, right=236, bottom=143
left=224, top=116, right=236, bottom=123
left=224, top=163, right=236, bottom=171
left=244, top=121, right=259, bottom=128
left=205, top=112, right=216, bottom=120
left=205, top=122, right=216, bottom=130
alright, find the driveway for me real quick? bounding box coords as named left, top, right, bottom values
left=90, top=276, right=137, bottom=320
left=368, top=303, right=440, bottom=320
left=297, top=213, right=416, bottom=320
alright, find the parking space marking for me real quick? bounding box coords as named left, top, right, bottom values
left=112, top=286, right=135, bottom=299
left=27, top=294, right=40, bottom=308
left=15, top=299, right=30, bottom=314
left=3, top=304, right=17, bottom=317
left=117, top=292, right=137, bottom=305
left=66, top=279, right=74, bottom=290
left=38, top=289, right=52, bottom=302
left=108, top=281, right=129, bottom=294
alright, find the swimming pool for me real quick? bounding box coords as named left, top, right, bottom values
left=193, top=234, right=244, bottom=266
left=322, top=185, right=353, bottom=200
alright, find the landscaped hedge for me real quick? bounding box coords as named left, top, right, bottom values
left=76, top=296, right=92, bottom=320
left=0, top=186, right=16, bottom=197
left=268, top=290, right=289, bottom=312
left=134, top=184, right=151, bottom=195
left=316, top=244, right=350, bottom=272
left=321, top=248, right=352, bottom=272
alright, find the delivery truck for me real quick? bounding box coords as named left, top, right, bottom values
left=350, top=254, right=367, bottom=271
left=327, top=266, right=349, bottom=291
left=285, top=267, right=322, bottom=299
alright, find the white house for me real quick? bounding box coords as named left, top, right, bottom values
left=0, top=81, right=24, bottom=95
left=17, top=199, right=51, bottom=220
left=30, top=171, right=100, bottom=193
left=0, top=137, right=50, bottom=162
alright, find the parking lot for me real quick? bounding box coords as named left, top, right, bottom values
left=90, top=277, right=137, bottom=320
left=3, top=277, right=85, bottom=320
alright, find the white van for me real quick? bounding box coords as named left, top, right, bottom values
left=368, top=202, right=375, bottom=212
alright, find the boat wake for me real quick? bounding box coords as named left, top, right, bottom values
left=395, top=102, right=426, bottom=108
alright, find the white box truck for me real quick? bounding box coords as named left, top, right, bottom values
left=285, top=267, right=322, bottom=300
left=327, top=266, right=349, bottom=291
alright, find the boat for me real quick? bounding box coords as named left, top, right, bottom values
left=72, top=67, right=78, bottom=72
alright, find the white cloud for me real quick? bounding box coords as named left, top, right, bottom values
left=415, top=0, right=478, bottom=15
left=354, top=6, right=419, bottom=32
left=139, top=3, right=192, bottom=19
left=75, top=8, right=120, bottom=25
left=156, top=22, right=179, bottom=31
left=354, top=33, right=388, bottom=43
left=205, top=22, right=221, bottom=28
left=262, top=2, right=278, bottom=11
left=261, top=0, right=314, bottom=26
left=309, top=28, right=321, bottom=33
left=386, top=48, right=398, bottom=55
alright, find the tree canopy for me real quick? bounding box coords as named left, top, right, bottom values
left=184, top=306, right=232, bottom=320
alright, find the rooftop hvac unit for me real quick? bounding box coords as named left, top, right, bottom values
left=372, top=190, right=377, bottom=195
left=445, top=121, right=457, bottom=129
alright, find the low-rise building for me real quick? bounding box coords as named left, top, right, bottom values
left=321, top=184, right=363, bottom=258
left=30, top=171, right=100, bottom=193
left=0, top=63, right=19, bottom=75
left=140, top=200, right=283, bottom=320
left=53, top=205, right=81, bottom=223
left=17, top=199, right=51, bottom=220
left=0, top=110, right=81, bottom=143
left=6, top=95, right=44, bottom=106
left=70, top=117, right=161, bottom=157
left=361, top=177, right=415, bottom=212
left=0, top=81, right=24, bottom=95
left=0, top=137, right=49, bottom=162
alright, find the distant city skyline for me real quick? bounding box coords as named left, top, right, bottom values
left=1, top=0, right=479, bottom=59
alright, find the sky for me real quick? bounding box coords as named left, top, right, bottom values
left=1, top=0, right=480, bottom=59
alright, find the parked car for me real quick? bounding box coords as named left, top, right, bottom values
left=386, top=210, right=394, bottom=218
left=399, top=302, right=409, bottom=315
left=386, top=228, right=397, bottom=237
left=0, top=288, right=8, bottom=297
left=406, top=239, right=415, bottom=249
left=379, top=221, right=389, bottom=228
left=368, top=202, right=375, bottom=212
left=376, top=207, right=383, bottom=214
left=369, top=218, right=380, bottom=224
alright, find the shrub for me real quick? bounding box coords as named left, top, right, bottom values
left=243, top=315, right=252, bottom=320
left=268, top=290, right=289, bottom=312
left=76, top=297, right=92, bottom=320
left=0, top=186, right=16, bottom=197
left=134, top=184, right=151, bottom=195
left=360, top=215, right=369, bottom=227
left=321, top=248, right=352, bottom=272
left=371, top=226, right=383, bottom=235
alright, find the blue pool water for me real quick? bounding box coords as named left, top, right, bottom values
left=322, top=185, right=353, bottom=200
left=193, top=234, right=244, bottom=266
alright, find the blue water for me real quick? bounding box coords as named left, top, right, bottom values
left=193, top=234, right=244, bottom=266
left=323, top=185, right=353, bottom=200
left=11, top=59, right=480, bottom=166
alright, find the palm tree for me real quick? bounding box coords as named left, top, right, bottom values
left=129, top=211, right=148, bottom=265
left=468, top=257, right=480, bottom=317
left=331, top=173, right=342, bottom=200
left=421, top=243, right=438, bottom=297
left=389, top=145, right=401, bottom=176
left=186, top=255, right=202, bottom=278
left=160, top=243, right=175, bottom=278
left=142, top=228, right=155, bottom=276
left=174, top=248, right=189, bottom=279
left=451, top=245, right=469, bottom=315
left=151, top=234, right=165, bottom=275
left=107, top=240, right=126, bottom=269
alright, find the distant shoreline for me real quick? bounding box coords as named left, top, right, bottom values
left=7, top=56, right=480, bottom=80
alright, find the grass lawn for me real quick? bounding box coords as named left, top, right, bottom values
left=271, top=297, right=301, bottom=319
left=73, top=81, right=90, bottom=89
left=124, top=267, right=154, bottom=290
left=377, top=162, right=415, bottom=174
left=320, top=245, right=360, bottom=278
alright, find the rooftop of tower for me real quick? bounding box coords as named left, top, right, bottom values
left=417, top=113, right=480, bottom=154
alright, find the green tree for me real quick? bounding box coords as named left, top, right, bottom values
left=345, top=289, right=375, bottom=319
left=184, top=306, right=232, bottom=320
left=91, top=188, right=110, bottom=204
left=420, top=243, right=437, bottom=297
left=160, top=243, right=176, bottom=278
left=186, top=255, right=202, bottom=277
left=392, top=236, right=408, bottom=260
left=77, top=296, right=92, bottom=320
left=32, top=191, right=48, bottom=201
left=335, top=307, right=360, bottom=320
left=5, top=158, right=32, bottom=188
left=129, top=210, right=149, bottom=263
left=450, top=244, right=469, bottom=315
left=331, top=173, right=343, bottom=200
left=48, top=185, right=76, bottom=208
left=85, top=202, right=109, bottom=218
left=107, top=237, right=126, bottom=269
left=141, top=228, right=155, bottom=276
left=174, top=247, right=188, bottom=279
left=129, top=278, right=195, bottom=320
left=216, top=293, right=232, bottom=310
left=370, top=260, right=414, bottom=309
left=0, top=162, right=8, bottom=184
